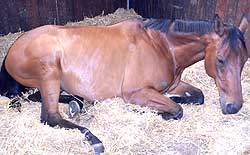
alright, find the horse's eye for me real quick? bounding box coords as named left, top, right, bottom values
left=216, top=56, right=225, bottom=66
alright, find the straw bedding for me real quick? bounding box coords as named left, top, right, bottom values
left=0, top=8, right=250, bottom=155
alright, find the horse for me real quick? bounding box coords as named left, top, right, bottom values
left=0, top=15, right=248, bottom=154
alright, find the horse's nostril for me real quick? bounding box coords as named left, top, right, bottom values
left=226, top=103, right=239, bottom=114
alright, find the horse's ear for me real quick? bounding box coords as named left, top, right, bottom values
left=238, top=15, right=250, bottom=57
left=214, top=14, right=224, bottom=36
left=239, top=15, right=249, bottom=34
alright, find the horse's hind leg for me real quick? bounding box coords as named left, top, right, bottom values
left=6, top=83, right=28, bottom=98
left=27, top=90, right=42, bottom=102
left=28, top=90, right=83, bottom=105
left=126, top=88, right=183, bottom=120
left=39, top=78, right=104, bottom=154
left=167, top=81, right=204, bottom=105
left=28, top=91, right=84, bottom=118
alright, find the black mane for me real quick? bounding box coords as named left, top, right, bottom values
left=143, top=18, right=247, bottom=51
left=143, top=18, right=172, bottom=33
left=174, top=19, right=214, bottom=35
left=143, top=18, right=214, bottom=35
left=223, top=25, right=247, bottom=51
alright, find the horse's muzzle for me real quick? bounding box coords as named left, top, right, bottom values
left=221, top=102, right=242, bottom=114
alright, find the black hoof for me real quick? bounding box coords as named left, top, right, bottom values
left=170, top=91, right=204, bottom=105
left=169, top=96, right=186, bottom=104
left=185, top=90, right=204, bottom=105
left=158, top=109, right=183, bottom=120
left=82, top=129, right=104, bottom=154
left=92, top=143, right=105, bottom=155
left=69, top=100, right=81, bottom=118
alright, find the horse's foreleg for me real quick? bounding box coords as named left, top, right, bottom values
left=39, top=79, right=104, bottom=154
left=126, top=88, right=183, bottom=120
left=167, top=81, right=204, bottom=105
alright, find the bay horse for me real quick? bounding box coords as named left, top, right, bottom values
left=0, top=15, right=248, bottom=154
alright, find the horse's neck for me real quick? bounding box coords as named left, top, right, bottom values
left=170, top=38, right=206, bottom=70
left=148, top=29, right=206, bottom=72
left=164, top=20, right=214, bottom=72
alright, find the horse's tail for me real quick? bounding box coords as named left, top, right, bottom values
left=0, top=57, right=27, bottom=98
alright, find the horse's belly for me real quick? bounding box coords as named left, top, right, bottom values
left=60, top=61, right=125, bottom=101
left=61, top=74, right=122, bottom=101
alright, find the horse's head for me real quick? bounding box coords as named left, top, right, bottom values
left=204, top=15, right=249, bottom=114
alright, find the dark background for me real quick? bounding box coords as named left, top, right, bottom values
left=0, top=0, right=249, bottom=36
